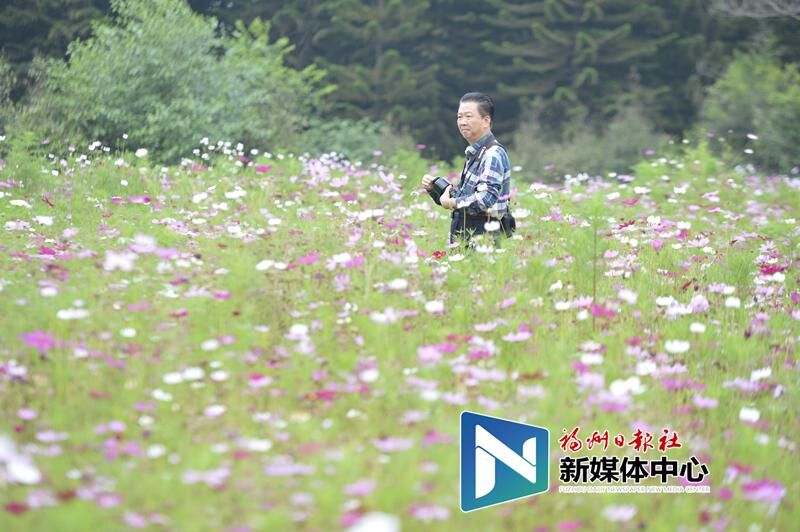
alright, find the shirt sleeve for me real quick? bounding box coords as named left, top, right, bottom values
left=455, top=147, right=505, bottom=211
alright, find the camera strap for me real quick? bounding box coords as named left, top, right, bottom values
left=459, top=138, right=500, bottom=188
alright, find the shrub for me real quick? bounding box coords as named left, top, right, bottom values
left=511, top=101, right=667, bottom=181
left=700, top=51, right=800, bottom=173
left=27, top=0, right=329, bottom=162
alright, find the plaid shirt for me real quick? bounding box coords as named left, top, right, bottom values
left=454, top=132, right=511, bottom=218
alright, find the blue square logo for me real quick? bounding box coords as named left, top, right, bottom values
left=460, top=411, right=549, bottom=512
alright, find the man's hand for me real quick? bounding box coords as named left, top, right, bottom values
left=421, top=173, right=435, bottom=191
left=440, top=185, right=456, bottom=210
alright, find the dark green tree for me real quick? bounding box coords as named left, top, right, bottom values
left=0, top=0, right=110, bottom=100
left=483, top=0, right=675, bottom=137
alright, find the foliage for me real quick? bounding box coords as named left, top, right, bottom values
left=512, top=99, right=668, bottom=180
left=0, top=0, right=110, bottom=101
left=30, top=0, right=328, bottom=162
left=700, top=50, right=800, bottom=173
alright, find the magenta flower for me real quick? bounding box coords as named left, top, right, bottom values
left=742, top=479, right=785, bottom=502
left=296, top=252, right=320, bottom=265
left=20, top=331, right=56, bottom=354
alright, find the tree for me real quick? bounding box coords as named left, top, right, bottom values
left=483, top=0, right=675, bottom=138
left=710, top=0, right=800, bottom=20
left=0, top=0, right=110, bottom=100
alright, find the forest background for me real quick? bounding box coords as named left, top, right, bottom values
left=1, top=0, right=799, bottom=175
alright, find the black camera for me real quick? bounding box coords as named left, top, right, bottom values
left=427, top=177, right=451, bottom=206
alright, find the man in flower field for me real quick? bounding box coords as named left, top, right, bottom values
left=421, top=92, right=514, bottom=245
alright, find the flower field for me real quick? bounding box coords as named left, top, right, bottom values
left=1, top=139, right=798, bottom=531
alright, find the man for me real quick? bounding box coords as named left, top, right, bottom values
left=421, top=92, right=513, bottom=245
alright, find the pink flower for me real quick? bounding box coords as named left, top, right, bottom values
left=344, top=479, right=376, bottom=497
left=409, top=503, right=449, bottom=521
left=344, top=255, right=365, bottom=269
left=20, top=331, right=55, bottom=354
left=254, top=165, right=272, bottom=173
left=742, top=479, right=785, bottom=502
left=423, top=430, right=451, bottom=446
left=248, top=373, right=272, bottom=388
left=373, top=437, right=413, bottom=453
left=651, top=239, right=664, bottom=251
left=417, top=345, right=443, bottom=365
left=590, top=303, right=616, bottom=319
left=693, top=395, right=718, bottom=409
left=296, top=252, right=320, bottom=265
left=502, top=331, right=531, bottom=342
left=690, top=294, right=709, bottom=313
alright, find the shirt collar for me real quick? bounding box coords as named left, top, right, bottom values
left=465, top=132, right=494, bottom=157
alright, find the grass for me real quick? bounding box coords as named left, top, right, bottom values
left=0, top=138, right=798, bottom=531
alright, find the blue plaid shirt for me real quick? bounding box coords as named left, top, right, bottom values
left=453, top=133, right=511, bottom=218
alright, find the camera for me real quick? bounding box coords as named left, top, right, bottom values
left=427, top=176, right=451, bottom=206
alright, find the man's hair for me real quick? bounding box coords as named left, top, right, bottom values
left=460, top=92, right=495, bottom=123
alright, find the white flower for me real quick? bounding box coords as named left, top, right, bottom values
left=33, top=216, right=53, bottom=226
left=387, top=278, right=408, bottom=291
left=225, top=189, right=246, bottom=199
left=609, top=377, right=645, bottom=396
left=152, top=389, right=173, bottom=402
left=182, top=367, right=205, bottom=381
left=147, top=444, right=166, bottom=459
left=0, top=435, right=42, bottom=485
left=332, top=252, right=352, bottom=264
left=192, top=192, right=208, bottom=204
left=580, top=353, right=603, bottom=365
left=739, top=407, right=760, bottom=423
left=448, top=254, right=464, bottom=262
left=618, top=289, right=637, bottom=304
left=549, top=280, right=563, bottom=292
left=135, top=148, right=148, bottom=158
left=210, top=370, right=228, bottom=382
left=636, top=360, right=657, bottom=376
left=724, top=297, right=741, bottom=308
left=346, top=512, right=401, bottom=532
left=656, top=296, right=675, bottom=307
left=120, top=328, right=136, bottom=338
left=239, top=438, right=272, bottom=452
left=554, top=301, right=572, bottom=311
left=201, top=339, right=220, bottom=351
left=665, top=340, right=690, bottom=354
left=484, top=220, right=500, bottom=232
left=750, top=367, right=771, bottom=381
left=204, top=405, right=226, bottom=417
left=162, top=372, right=183, bottom=385
left=359, top=368, right=380, bottom=383
left=690, top=322, right=706, bottom=333
left=104, top=250, right=138, bottom=272
left=603, top=504, right=637, bottom=522
left=56, top=308, right=89, bottom=320
left=289, top=323, right=309, bottom=336
left=255, top=259, right=274, bottom=271
left=677, top=221, right=691, bottom=230
left=424, top=300, right=445, bottom=314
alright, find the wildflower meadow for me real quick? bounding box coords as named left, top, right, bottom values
left=1, top=137, right=798, bottom=531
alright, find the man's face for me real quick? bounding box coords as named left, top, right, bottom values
left=457, top=101, right=491, bottom=145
